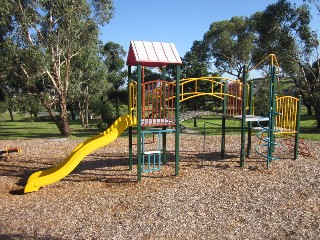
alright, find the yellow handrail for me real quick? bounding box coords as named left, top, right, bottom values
left=129, top=81, right=137, bottom=116
left=248, top=53, right=280, bottom=72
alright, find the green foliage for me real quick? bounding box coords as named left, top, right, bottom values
left=181, top=40, right=211, bottom=78
left=301, top=59, right=320, bottom=127
left=189, top=0, right=319, bottom=129
left=1, top=0, right=115, bottom=136
left=17, top=95, right=42, bottom=117
left=101, top=41, right=128, bottom=119
left=130, top=68, right=162, bottom=82
left=103, top=42, right=126, bottom=72
left=253, top=78, right=283, bottom=116
left=0, top=101, right=7, bottom=114
left=203, top=16, right=256, bottom=78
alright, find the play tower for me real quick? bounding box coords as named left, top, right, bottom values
left=126, top=40, right=182, bottom=181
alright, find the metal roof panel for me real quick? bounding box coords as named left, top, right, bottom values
left=127, top=40, right=182, bottom=67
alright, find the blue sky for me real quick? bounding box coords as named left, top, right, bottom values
left=99, top=0, right=320, bottom=59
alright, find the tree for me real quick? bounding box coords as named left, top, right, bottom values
left=17, top=94, right=42, bottom=118
left=304, top=0, right=320, bottom=12
left=105, top=71, right=127, bottom=119
left=103, top=42, right=126, bottom=72
left=101, top=42, right=128, bottom=120
left=254, top=0, right=319, bottom=126
left=3, top=0, right=114, bottom=136
left=181, top=40, right=211, bottom=79
left=203, top=16, right=257, bottom=79
left=301, top=59, right=320, bottom=127
left=0, top=1, right=16, bottom=121
left=68, top=42, right=108, bottom=128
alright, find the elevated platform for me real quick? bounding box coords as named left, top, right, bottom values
left=141, top=118, right=175, bottom=126
left=234, top=115, right=269, bottom=122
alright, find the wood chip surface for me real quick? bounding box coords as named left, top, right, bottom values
left=0, top=134, right=319, bottom=239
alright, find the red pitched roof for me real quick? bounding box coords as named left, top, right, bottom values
left=126, top=41, right=182, bottom=67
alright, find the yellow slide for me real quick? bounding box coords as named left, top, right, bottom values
left=24, top=115, right=137, bottom=193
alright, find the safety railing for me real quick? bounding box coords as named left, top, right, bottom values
left=275, top=96, right=300, bottom=135
left=179, top=77, right=228, bottom=102
left=129, top=81, right=137, bottom=117
left=141, top=80, right=176, bottom=126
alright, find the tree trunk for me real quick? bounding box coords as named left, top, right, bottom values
left=306, top=105, right=313, bottom=116
left=8, top=107, right=14, bottom=121
left=59, top=98, right=71, bottom=137
left=44, top=94, right=70, bottom=137
left=5, top=98, right=14, bottom=121
left=314, top=103, right=320, bottom=129
left=78, top=101, right=85, bottom=128
left=42, top=100, right=69, bottom=137
left=301, top=94, right=313, bottom=115
left=116, top=97, right=120, bottom=118
left=84, top=86, right=89, bottom=128
left=85, top=102, right=89, bottom=128
left=70, top=109, right=76, bottom=120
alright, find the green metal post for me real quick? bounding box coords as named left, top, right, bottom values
left=271, top=66, right=277, bottom=155
left=267, top=66, right=277, bottom=167
left=128, top=65, right=133, bottom=170
left=221, top=81, right=227, bottom=159
left=162, top=66, right=167, bottom=164
left=246, top=81, right=254, bottom=157
left=240, top=65, right=248, bottom=167
left=175, top=65, right=181, bottom=176
left=193, top=117, right=197, bottom=127
left=294, top=95, right=302, bottom=159
left=137, top=65, right=142, bottom=181
left=162, top=126, right=167, bottom=164
left=162, top=66, right=166, bottom=80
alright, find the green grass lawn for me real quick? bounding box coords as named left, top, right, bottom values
left=182, top=115, right=243, bottom=135
left=182, top=113, right=320, bottom=141
left=0, top=112, right=102, bottom=140
left=0, top=110, right=319, bottom=141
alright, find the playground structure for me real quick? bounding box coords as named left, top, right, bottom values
left=0, top=146, right=22, bottom=159
left=23, top=41, right=301, bottom=193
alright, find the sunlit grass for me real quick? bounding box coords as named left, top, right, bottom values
left=182, top=112, right=320, bottom=141
left=0, top=109, right=319, bottom=141
left=0, top=112, right=102, bottom=140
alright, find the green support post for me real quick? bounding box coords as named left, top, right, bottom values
left=162, top=66, right=166, bottom=80
left=294, top=95, right=302, bottom=159
left=267, top=66, right=277, bottom=167
left=271, top=66, right=277, bottom=155
left=128, top=65, right=133, bottom=170
left=175, top=65, right=181, bottom=176
left=240, top=65, right=248, bottom=167
left=162, top=126, right=167, bottom=164
left=162, top=66, right=167, bottom=164
left=221, top=81, right=227, bottom=159
left=246, top=80, right=254, bottom=157
left=137, top=65, right=142, bottom=181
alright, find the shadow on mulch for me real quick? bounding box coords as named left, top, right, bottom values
left=9, top=189, right=25, bottom=195
left=4, top=149, right=282, bottom=195
left=59, top=154, right=138, bottom=184
left=0, top=233, right=61, bottom=240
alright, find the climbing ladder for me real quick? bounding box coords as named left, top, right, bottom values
left=141, top=129, right=174, bottom=173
